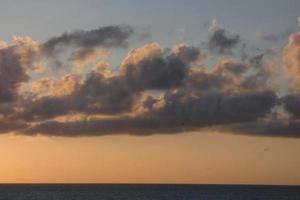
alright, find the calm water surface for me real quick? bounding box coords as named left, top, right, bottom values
left=0, top=184, right=299, bottom=200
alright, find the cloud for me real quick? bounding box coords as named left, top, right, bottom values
left=0, top=120, right=27, bottom=134
left=14, top=50, right=279, bottom=137
left=12, top=72, right=137, bottom=121
left=30, top=75, right=79, bottom=98
left=43, top=25, right=134, bottom=56
left=283, top=94, right=300, bottom=118
left=223, top=120, right=300, bottom=138
left=0, top=37, right=41, bottom=102
left=283, top=32, right=300, bottom=87
left=11, top=43, right=203, bottom=121
left=256, top=29, right=294, bottom=43
left=120, top=43, right=202, bottom=90
left=208, top=19, right=220, bottom=31
left=208, top=28, right=240, bottom=54
left=21, top=90, right=277, bottom=137
left=2, top=21, right=300, bottom=138
left=41, top=25, right=134, bottom=68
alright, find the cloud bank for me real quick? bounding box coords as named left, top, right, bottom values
left=1, top=22, right=300, bottom=138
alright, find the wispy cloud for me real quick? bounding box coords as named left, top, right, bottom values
left=256, top=28, right=294, bottom=43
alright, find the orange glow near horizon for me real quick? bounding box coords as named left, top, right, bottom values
left=1, top=132, right=300, bottom=185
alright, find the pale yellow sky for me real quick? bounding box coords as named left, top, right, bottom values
left=1, top=132, right=300, bottom=185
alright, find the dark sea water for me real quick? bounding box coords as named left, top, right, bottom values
left=0, top=184, right=299, bottom=200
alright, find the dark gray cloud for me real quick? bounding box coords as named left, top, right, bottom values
left=223, top=120, right=300, bottom=138
left=13, top=96, right=72, bottom=121
left=43, top=25, right=134, bottom=56
left=3, top=40, right=286, bottom=137
left=0, top=120, right=28, bottom=133
left=146, top=90, right=277, bottom=127
left=15, top=51, right=278, bottom=136
left=12, top=72, right=137, bottom=121
left=21, top=90, right=277, bottom=137
left=74, top=71, right=138, bottom=114
left=42, top=25, right=134, bottom=68
left=283, top=94, right=300, bottom=118
left=121, top=44, right=202, bottom=90
left=0, top=38, right=40, bottom=102
left=2, top=24, right=300, bottom=138
left=208, top=28, right=240, bottom=54
left=12, top=44, right=202, bottom=121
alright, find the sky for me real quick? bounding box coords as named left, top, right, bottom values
left=0, top=0, right=300, bottom=184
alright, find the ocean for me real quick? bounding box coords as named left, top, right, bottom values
left=0, top=184, right=299, bottom=200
